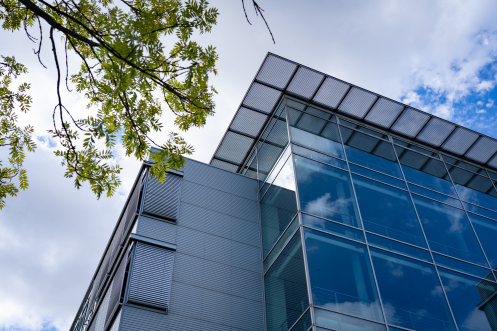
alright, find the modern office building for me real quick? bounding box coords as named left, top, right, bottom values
left=70, top=53, right=497, bottom=331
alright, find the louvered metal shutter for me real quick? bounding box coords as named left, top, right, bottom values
left=142, top=174, right=182, bottom=221
left=127, top=242, right=174, bottom=311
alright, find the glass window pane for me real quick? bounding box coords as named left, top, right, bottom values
left=262, top=145, right=291, bottom=190
left=366, top=233, right=432, bottom=263
left=370, top=248, right=457, bottom=331
left=265, top=231, right=309, bottom=331
left=302, top=213, right=365, bottom=242
left=290, top=309, right=312, bottom=331
left=261, top=176, right=298, bottom=256
left=342, top=129, right=403, bottom=178
left=264, top=215, right=299, bottom=272
left=438, top=268, right=497, bottom=331
left=304, top=229, right=384, bottom=322
left=349, top=164, right=407, bottom=190
left=464, top=202, right=497, bottom=222
left=340, top=120, right=388, bottom=139
left=351, top=174, right=427, bottom=248
left=294, top=156, right=361, bottom=228
left=412, top=195, right=488, bottom=266
left=314, top=309, right=387, bottom=331
left=451, top=170, right=497, bottom=213
left=408, top=183, right=463, bottom=208
left=433, top=253, right=495, bottom=280
left=396, top=146, right=456, bottom=196
left=288, top=108, right=345, bottom=159
left=468, top=213, right=497, bottom=269
left=292, top=144, right=347, bottom=170
left=393, top=138, right=440, bottom=158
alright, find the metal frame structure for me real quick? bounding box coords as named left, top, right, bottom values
left=210, top=53, right=497, bottom=175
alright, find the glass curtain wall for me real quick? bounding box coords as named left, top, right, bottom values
left=259, top=97, right=497, bottom=331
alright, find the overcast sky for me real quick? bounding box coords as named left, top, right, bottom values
left=2, top=0, right=497, bottom=330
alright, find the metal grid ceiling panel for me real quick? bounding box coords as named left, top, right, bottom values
left=416, top=117, right=455, bottom=147
left=338, top=87, right=378, bottom=119
left=127, top=242, right=174, bottom=311
left=215, top=131, right=254, bottom=165
left=391, top=107, right=430, bottom=138
left=142, top=174, right=182, bottom=220
left=242, top=82, right=282, bottom=114
left=364, top=98, right=404, bottom=128
left=286, top=67, right=324, bottom=99
left=441, top=127, right=480, bottom=155
left=210, top=159, right=239, bottom=172
left=487, top=153, right=497, bottom=169
left=229, top=107, right=268, bottom=138
left=255, top=54, right=297, bottom=89
left=465, top=136, right=497, bottom=163
left=313, top=77, right=350, bottom=108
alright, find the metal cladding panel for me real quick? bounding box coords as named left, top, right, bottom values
left=122, top=178, right=142, bottom=236
left=183, top=159, right=234, bottom=195
left=256, top=54, right=297, bottom=89
left=391, top=107, right=430, bottom=137
left=416, top=117, right=456, bottom=147
left=487, top=153, right=497, bottom=169
left=465, top=136, right=497, bottom=163
left=230, top=107, right=268, bottom=138
left=230, top=266, right=264, bottom=302
left=364, top=98, right=404, bottom=128
left=142, top=174, right=182, bottom=221
left=242, top=82, right=282, bottom=114
left=214, top=131, right=254, bottom=165
left=441, top=127, right=480, bottom=155
left=127, top=242, right=174, bottom=311
left=230, top=295, right=264, bottom=330
left=106, top=257, right=127, bottom=325
left=286, top=67, right=324, bottom=99
left=166, top=313, right=232, bottom=331
left=94, top=283, right=112, bottom=331
left=312, top=77, right=350, bottom=108
left=136, top=216, right=177, bottom=244
left=118, top=306, right=167, bottom=331
left=210, top=159, right=238, bottom=172
left=337, top=87, right=378, bottom=119
left=108, top=309, right=121, bottom=331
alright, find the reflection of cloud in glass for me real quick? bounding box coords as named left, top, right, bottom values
left=462, top=308, right=492, bottom=331
left=272, top=158, right=296, bottom=191
left=304, top=193, right=355, bottom=221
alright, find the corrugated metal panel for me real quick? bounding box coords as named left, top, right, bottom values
left=465, top=136, right=497, bottom=163
left=230, top=107, right=268, bottom=138
left=415, top=117, right=455, bottom=147
left=108, top=309, right=121, bottom=331
left=210, top=159, right=239, bottom=172
left=127, top=242, right=174, bottom=311
left=286, top=67, right=324, bottom=99
left=364, top=98, right=404, bottom=128
left=142, top=174, right=182, bottom=221
left=136, top=216, right=177, bottom=244
left=94, top=283, right=112, bottom=331
left=105, top=256, right=127, bottom=325
left=242, top=82, right=282, bottom=114
left=118, top=306, right=167, bottom=331
left=183, top=160, right=232, bottom=194
left=337, top=87, right=377, bottom=119
left=441, top=127, right=480, bottom=155
left=255, top=54, right=297, bottom=90
left=312, top=77, right=350, bottom=108
left=391, top=107, right=430, bottom=137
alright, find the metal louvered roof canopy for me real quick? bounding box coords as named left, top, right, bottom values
left=210, top=53, right=497, bottom=172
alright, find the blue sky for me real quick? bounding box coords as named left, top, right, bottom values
left=2, top=0, right=497, bottom=330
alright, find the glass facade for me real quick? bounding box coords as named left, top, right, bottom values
left=254, top=98, right=497, bottom=331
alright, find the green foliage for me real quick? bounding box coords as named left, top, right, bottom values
left=0, top=0, right=219, bottom=201
left=0, top=56, right=35, bottom=209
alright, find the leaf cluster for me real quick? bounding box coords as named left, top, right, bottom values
left=0, top=56, right=35, bottom=209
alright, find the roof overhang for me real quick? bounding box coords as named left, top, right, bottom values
left=210, top=53, right=497, bottom=173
